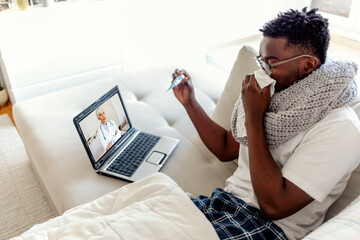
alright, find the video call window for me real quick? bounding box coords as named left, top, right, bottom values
left=79, top=95, right=130, bottom=162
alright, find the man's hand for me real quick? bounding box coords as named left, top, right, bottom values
left=242, top=74, right=313, bottom=220
left=106, top=142, right=112, bottom=151
left=241, top=74, right=271, bottom=126
left=171, top=68, right=239, bottom=162
left=172, top=69, right=195, bottom=107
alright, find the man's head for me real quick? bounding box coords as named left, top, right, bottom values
left=96, top=107, right=107, bottom=125
left=258, top=8, right=329, bottom=91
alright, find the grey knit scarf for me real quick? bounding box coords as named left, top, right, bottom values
left=231, top=59, right=358, bottom=149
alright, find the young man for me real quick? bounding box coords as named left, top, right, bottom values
left=172, top=8, right=360, bottom=240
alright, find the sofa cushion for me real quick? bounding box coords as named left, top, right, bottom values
left=142, top=89, right=216, bottom=125
left=211, top=45, right=259, bottom=129
left=116, top=64, right=229, bottom=103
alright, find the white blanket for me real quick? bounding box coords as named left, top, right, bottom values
left=13, top=173, right=219, bottom=240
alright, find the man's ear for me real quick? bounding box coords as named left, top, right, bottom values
left=303, top=57, right=319, bottom=74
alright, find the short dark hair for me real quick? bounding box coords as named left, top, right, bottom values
left=260, top=7, right=329, bottom=64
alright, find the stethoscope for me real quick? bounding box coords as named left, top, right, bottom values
left=100, top=120, right=117, bottom=141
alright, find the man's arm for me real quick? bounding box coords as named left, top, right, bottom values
left=172, top=69, right=239, bottom=162
left=183, top=99, right=239, bottom=162
left=242, top=75, right=313, bottom=220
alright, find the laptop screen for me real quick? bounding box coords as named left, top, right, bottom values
left=74, top=86, right=133, bottom=169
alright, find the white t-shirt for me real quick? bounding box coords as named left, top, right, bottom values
left=225, top=105, right=360, bottom=240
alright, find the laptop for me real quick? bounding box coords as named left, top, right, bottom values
left=73, top=86, right=179, bottom=182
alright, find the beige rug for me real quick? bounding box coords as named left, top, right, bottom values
left=0, top=114, right=55, bottom=239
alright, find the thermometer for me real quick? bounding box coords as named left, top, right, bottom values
left=166, top=74, right=185, bottom=92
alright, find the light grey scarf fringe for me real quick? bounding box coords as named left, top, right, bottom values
left=231, top=59, right=358, bottom=149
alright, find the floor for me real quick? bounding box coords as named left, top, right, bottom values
left=0, top=101, right=14, bottom=125
left=206, top=34, right=360, bottom=74
left=0, top=114, right=55, bottom=239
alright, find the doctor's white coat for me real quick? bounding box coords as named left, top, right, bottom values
left=96, top=120, right=121, bottom=152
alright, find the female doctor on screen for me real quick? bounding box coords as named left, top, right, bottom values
left=95, top=107, right=121, bottom=152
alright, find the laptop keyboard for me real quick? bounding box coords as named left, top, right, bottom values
left=107, top=132, right=160, bottom=177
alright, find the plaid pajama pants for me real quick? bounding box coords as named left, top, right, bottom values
left=192, top=188, right=288, bottom=240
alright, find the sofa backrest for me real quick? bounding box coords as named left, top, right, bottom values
left=211, top=45, right=258, bottom=128
left=212, top=45, right=360, bottom=221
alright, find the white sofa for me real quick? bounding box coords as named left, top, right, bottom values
left=12, top=59, right=239, bottom=215
left=13, top=45, right=360, bottom=238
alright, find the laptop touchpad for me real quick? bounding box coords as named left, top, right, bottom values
left=146, top=151, right=166, bottom=165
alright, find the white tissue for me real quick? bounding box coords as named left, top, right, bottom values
left=236, top=69, right=276, bottom=138
left=254, top=68, right=276, bottom=95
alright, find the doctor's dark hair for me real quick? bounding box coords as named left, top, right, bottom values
left=260, top=7, right=329, bottom=64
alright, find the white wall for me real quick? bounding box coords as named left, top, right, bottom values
left=0, top=0, right=308, bottom=103
left=0, top=0, right=205, bottom=103
left=200, top=0, right=308, bottom=48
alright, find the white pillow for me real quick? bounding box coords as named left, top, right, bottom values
left=303, top=196, right=360, bottom=239
left=211, top=45, right=258, bottom=129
